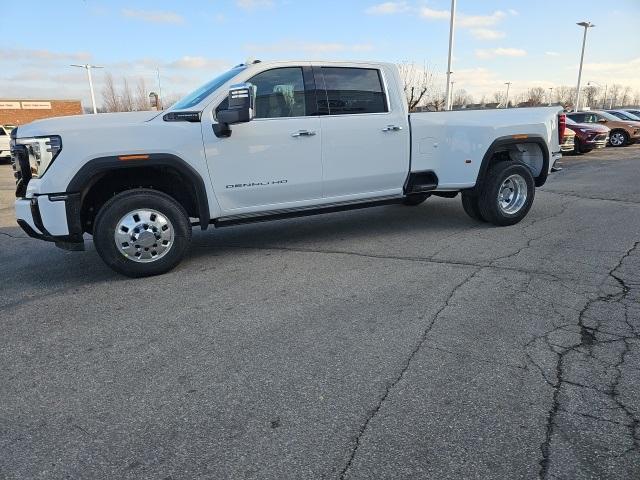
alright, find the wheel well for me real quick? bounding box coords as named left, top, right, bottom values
left=478, top=138, right=549, bottom=188
left=80, top=166, right=198, bottom=234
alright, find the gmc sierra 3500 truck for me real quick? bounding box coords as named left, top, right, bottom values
left=12, top=60, right=565, bottom=277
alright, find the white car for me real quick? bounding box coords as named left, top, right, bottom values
left=0, top=125, right=11, bottom=161
left=13, top=60, right=564, bottom=277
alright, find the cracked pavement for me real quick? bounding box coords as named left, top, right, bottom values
left=1, top=146, right=640, bottom=479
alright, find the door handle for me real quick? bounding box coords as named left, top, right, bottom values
left=382, top=125, right=403, bottom=132
left=291, top=130, right=317, bottom=137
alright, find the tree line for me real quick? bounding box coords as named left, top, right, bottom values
left=398, top=62, right=640, bottom=111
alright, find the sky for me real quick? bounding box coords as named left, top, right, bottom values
left=2, top=0, right=639, bottom=109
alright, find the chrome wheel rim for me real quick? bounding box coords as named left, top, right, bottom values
left=610, top=132, right=625, bottom=146
left=114, top=209, right=174, bottom=263
left=497, top=174, right=528, bottom=215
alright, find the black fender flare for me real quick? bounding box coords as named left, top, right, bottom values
left=67, top=153, right=210, bottom=230
left=475, top=134, right=550, bottom=189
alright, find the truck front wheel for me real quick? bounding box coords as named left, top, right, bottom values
left=477, top=162, right=535, bottom=226
left=93, top=189, right=192, bottom=277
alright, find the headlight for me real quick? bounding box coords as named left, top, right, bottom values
left=14, top=135, right=62, bottom=178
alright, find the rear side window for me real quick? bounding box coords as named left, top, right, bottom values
left=318, top=67, right=388, bottom=115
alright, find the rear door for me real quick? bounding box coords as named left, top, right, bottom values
left=315, top=65, right=409, bottom=199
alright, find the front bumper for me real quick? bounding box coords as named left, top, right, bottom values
left=15, top=193, right=85, bottom=251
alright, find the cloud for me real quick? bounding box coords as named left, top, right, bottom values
left=457, top=10, right=506, bottom=28
left=0, top=47, right=92, bottom=62
left=121, top=9, right=185, bottom=25
left=167, top=56, right=229, bottom=70
left=245, top=41, right=374, bottom=54
left=545, top=51, right=561, bottom=57
left=508, top=9, right=519, bottom=15
left=475, top=48, right=527, bottom=59
left=236, top=0, right=274, bottom=10
left=419, top=7, right=450, bottom=20
left=470, top=29, right=505, bottom=40
left=365, top=2, right=410, bottom=14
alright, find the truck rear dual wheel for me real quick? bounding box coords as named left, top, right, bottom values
left=93, top=189, right=192, bottom=277
left=462, top=162, right=535, bottom=226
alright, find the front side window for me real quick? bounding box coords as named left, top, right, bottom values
left=250, top=67, right=307, bottom=119
left=0, top=128, right=5, bottom=136
left=583, top=113, right=597, bottom=123
left=319, top=67, right=388, bottom=115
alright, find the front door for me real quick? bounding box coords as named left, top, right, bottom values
left=202, top=66, right=322, bottom=214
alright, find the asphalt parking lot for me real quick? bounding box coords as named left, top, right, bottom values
left=1, top=146, right=640, bottom=479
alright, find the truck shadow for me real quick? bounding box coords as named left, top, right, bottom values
left=186, top=198, right=479, bottom=260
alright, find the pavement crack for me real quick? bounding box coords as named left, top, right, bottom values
left=338, top=267, right=481, bottom=479
left=537, top=240, right=640, bottom=479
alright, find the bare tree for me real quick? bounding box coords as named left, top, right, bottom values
left=608, top=84, right=622, bottom=108
left=134, top=78, right=150, bottom=111
left=119, top=78, right=134, bottom=112
left=620, top=86, right=632, bottom=107
left=583, top=86, right=599, bottom=108
left=524, top=87, right=546, bottom=106
left=492, top=90, right=505, bottom=105
left=452, top=89, right=473, bottom=107
left=102, top=73, right=121, bottom=113
left=632, top=90, right=640, bottom=107
left=554, top=86, right=575, bottom=109
left=397, top=62, right=436, bottom=111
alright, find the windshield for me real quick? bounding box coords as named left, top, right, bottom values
left=598, top=111, right=624, bottom=121
left=172, top=66, right=246, bottom=110
left=612, top=111, right=640, bottom=121
left=566, top=117, right=577, bottom=125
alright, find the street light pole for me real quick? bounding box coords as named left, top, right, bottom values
left=574, top=21, right=595, bottom=112
left=444, top=0, right=456, bottom=111
left=504, top=82, right=512, bottom=108
left=548, top=87, right=554, bottom=106
left=71, top=64, right=104, bottom=114
left=449, top=81, right=455, bottom=109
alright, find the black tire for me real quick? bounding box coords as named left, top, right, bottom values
left=609, top=130, right=629, bottom=147
left=402, top=193, right=430, bottom=206
left=573, top=139, right=583, bottom=155
left=93, top=189, right=192, bottom=277
left=461, top=191, right=486, bottom=222
left=477, top=162, right=535, bottom=226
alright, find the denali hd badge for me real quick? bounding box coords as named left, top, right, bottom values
left=226, top=180, right=288, bottom=189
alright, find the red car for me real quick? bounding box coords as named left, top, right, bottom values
left=565, top=117, right=610, bottom=154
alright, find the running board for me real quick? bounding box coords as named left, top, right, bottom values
left=213, top=195, right=403, bottom=228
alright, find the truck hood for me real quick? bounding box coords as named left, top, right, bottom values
left=16, top=111, right=162, bottom=138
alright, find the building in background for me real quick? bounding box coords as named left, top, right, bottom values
left=0, top=99, right=83, bottom=126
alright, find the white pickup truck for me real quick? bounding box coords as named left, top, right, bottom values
left=0, top=125, right=11, bottom=161
left=12, top=60, right=565, bottom=277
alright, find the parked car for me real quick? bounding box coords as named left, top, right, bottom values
left=567, top=111, right=640, bottom=147
left=560, top=125, right=576, bottom=152
left=13, top=60, right=565, bottom=277
left=0, top=125, right=11, bottom=162
left=605, top=109, right=640, bottom=122
left=565, top=117, right=609, bottom=154
left=622, top=109, right=640, bottom=118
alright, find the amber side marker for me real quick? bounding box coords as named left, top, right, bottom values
left=512, top=134, right=529, bottom=140
left=118, top=154, right=150, bottom=161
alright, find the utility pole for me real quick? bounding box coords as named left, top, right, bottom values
left=449, top=81, right=456, bottom=109
left=548, top=87, right=554, bottom=106
left=156, top=68, right=164, bottom=110
left=504, top=82, right=512, bottom=108
left=444, top=0, right=456, bottom=111
left=574, top=21, right=595, bottom=112
left=71, top=64, right=104, bottom=114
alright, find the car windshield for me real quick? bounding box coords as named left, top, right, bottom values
left=566, top=117, right=578, bottom=125
left=613, top=111, right=640, bottom=121
left=598, top=111, right=623, bottom=121
left=172, top=66, right=246, bottom=110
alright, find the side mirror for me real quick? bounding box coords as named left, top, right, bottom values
left=598, top=118, right=608, bottom=123
left=213, top=83, right=256, bottom=138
